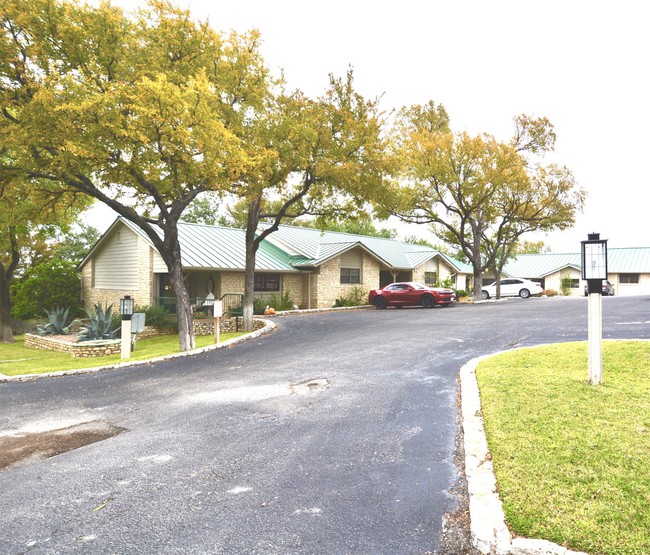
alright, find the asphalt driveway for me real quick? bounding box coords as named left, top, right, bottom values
left=1, top=296, right=648, bottom=554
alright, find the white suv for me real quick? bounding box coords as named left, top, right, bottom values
left=481, top=278, right=544, bottom=299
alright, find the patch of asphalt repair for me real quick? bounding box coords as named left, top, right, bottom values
left=0, top=420, right=127, bottom=471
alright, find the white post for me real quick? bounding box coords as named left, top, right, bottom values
left=213, top=300, right=223, bottom=345
left=121, top=318, right=132, bottom=359
left=587, top=290, right=603, bottom=385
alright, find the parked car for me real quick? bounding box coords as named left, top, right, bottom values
left=369, top=282, right=456, bottom=309
left=584, top=280, right=615, bottom=296
left=481, top=278, right=543, bottom=300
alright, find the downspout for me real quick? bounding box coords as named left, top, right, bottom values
left=308, top=271, right=312, bottom=309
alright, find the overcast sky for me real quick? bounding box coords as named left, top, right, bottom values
left=91, top=0, right=649, bottom=252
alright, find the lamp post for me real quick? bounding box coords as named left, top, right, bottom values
left=581, top=233, right=608, bottom=385
left=119, top=295, right=135, bottom=359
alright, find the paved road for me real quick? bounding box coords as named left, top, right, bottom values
left=1, top=296, right=648, bottom=554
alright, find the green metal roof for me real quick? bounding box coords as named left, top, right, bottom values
left=503, top=248, right=650, bottom=278
left=503, top=253, right=582, bottom=278
left=176, top=221, right=296, bottom=271
left=97, top=218, right=296, bottom=272
left=85, top=217, right=475, bottom=275
left=260, top=224, right=472, bottom=273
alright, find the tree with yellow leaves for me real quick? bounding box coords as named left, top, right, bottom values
left=387, top=104, right=585, bottom=300
left=1, top=0, right=272, bottom=350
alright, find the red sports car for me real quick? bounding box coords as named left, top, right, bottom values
left=368, top=282, right=456, bottom=309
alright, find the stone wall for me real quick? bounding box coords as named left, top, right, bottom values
left=193, top=317, right=266, bottom=336
left=282, top=273, right=307, bottom=308
left=310, top=252, right=380, bottom=308
left=219, top=272, right=245, bottom=295
left=24, top=334, right=121, bottom=358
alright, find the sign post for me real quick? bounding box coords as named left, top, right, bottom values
left=214, top=300, right=223, bottom=345
left=581, top=233, right=608, bottom=385
left=119, top=295, right=134, bottom=359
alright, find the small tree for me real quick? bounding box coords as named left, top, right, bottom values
left=560, top=273, right=573, bottom=296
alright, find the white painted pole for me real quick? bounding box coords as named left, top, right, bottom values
left=121, top=318, right=132, bottom=359
left=587, top=290, right=603, bottom=385
left=213, top=300, right=223, bottom=345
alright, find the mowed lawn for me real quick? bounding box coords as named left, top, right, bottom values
left=0, top=333, right=245, bottom=377
left=476, top=341, right=650, bottom=555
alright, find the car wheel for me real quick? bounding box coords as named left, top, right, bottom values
left=374, top=297, right=388, bottom=309
left=421, top=294, right=435, bottom=308
left=519, top=288, right=530, bottom=298
left=481, top=290, right=489, bottom=300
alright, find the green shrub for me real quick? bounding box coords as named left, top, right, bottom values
left=253, top=298, right=267, bottom=315
left=454, top=289, right=469, bottom=298
left=78, top=303, right=120, bottom=342
left=266, top=290, right=295, bottom=312
left=136, top=305, right=176, bottom=330
left=560, top=274, right=572, bottom=296
left=11, top=259, right=82, bottom=320
left=35, top=306, right=79, bottom=336
left=439, top=277, right=454, bottom=289
left=333, top=286, right=367, bottom=307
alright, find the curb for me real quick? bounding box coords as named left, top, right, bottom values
left=0, top=318, right=277, bottom=383
left=460, top=351, right=589, bottom=555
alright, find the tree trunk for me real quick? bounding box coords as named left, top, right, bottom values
left=472, top=264, right=483, bottom=301
left=157, top=221, right=195, bottom=352
left=243, top=237, right=256, bottom=332
left=243, top=198, right=262, bottom=332
left=0, top=264, right=14, bottom=343
left=0, top=229, right=20, bottom=343
left=470, top=235, right=484, bottom=301
left=168, top=256, right=195, bottom=351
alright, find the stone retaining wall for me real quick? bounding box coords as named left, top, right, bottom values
left=193, top=317, right=266, bottom=336
left=24, top=334, right=121, bottom=359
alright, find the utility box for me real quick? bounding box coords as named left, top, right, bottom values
left=131, top=313, right=146, bottom=333
left=130, top=313, right=146, bottom=351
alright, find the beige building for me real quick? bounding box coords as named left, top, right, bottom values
left=79, top=218, right=473, bottom=313
left=500, top=250, right=650, bottom=296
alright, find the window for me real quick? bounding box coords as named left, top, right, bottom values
left=340, top=268, right=360, bottom=284
left=386, top=283, right=408, bottom=290
left=620, top=273, right=639, bottom=284
left=424, top=272, right=437, bottom=285
left=254, top=273, right=280, bottom=291
left=570, top=279, right=580, bottom=288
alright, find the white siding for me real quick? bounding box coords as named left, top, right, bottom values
left=94, top=227, right=139, bottom=289
left=153, top=250, right=167, bottom=273
left=340, top=249, right=362, bottom=269
left=614, top=273, right=650, bottom=296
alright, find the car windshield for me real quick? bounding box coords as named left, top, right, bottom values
left=410, top=283, right=429, bottom=290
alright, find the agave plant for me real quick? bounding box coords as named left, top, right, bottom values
left=35, top=307, right=79, bottom=336
left=77, top=303, right=120, bottom=342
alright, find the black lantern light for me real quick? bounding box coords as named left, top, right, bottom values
left=120, top=295, right=135, bottom=320
left=581, top=233, right=608, bottom=294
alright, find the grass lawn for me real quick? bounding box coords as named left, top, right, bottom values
left=0, top=333, right=246, bottom=377
left=476, top=340, right=650, bottom=555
